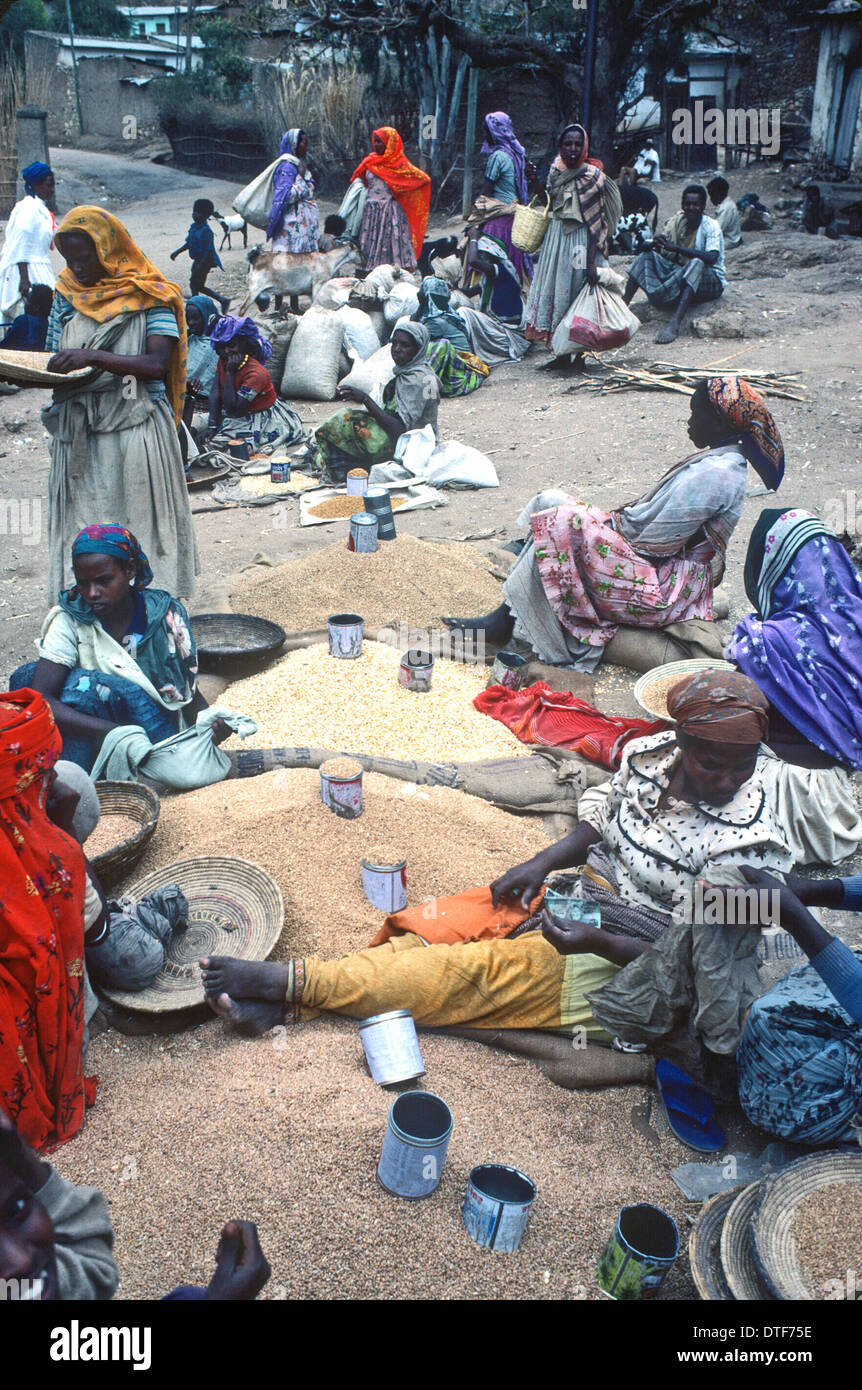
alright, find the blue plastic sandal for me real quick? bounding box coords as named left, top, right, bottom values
left=655, top=1060, right=725, bottom=1153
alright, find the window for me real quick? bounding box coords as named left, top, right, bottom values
left=156, top=22, right=167, bottom=33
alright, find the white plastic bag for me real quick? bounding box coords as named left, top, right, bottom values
left=233, top=154, right=296, bottom=230
left=338, top=178, right=367, bottom=239
left=336, top=305, right=381, bottom=361
left=338, top=342, right=394, bottom=403
left=551, top=274, right=641, bottom=355
left=369, top=427, right=499, bottom=489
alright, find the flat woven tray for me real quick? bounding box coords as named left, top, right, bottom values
left=689, top=1187, right=744, bottom=1301
left=99, top=855, right=284, bottom=1013
left=753, top=1151, right=862, bottom=1299
left=0, top=348, right=96, bottom=386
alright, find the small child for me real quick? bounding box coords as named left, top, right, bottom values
left=0, top=283, right=53, bottom=349
left=318, top=213, right=350, bottom=252
left=171, top=199, right=230, bottom=311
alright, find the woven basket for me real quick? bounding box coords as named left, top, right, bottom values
left=191, top=612, right=287, bottom=673
left=99, top=855, right=284, bottom=1013
left=90, top=781, right=161, bottom=889
left=753, top=1151, right=862, bottom=1299
left=719, top=1180, right=772, bottom=1300
left=633, top=659, right=734, bottom=720
left=511, top=193, right=552, bottom=254
left=689, top=1187, right=743, bottom=1301
left=186, top=459, right=231, bottom=491
left=0, top=349, right=96, bottom=386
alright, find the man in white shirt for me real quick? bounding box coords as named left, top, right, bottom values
left=707, top=177, right=743, bottom=248
left=623, top=184, right=726, bottom=343
left=633, top=138, right=661, bottom=182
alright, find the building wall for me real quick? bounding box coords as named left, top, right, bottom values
left=810, top=17, right=862, bottom=170
left=24, top=35, right=162, bottom=143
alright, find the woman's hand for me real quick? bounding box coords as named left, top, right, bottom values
left=47, top=348, right=95, bottom=373
left=490, top=856, right=548, bottom=911
left=204, top=1221, right=271, bottom=1302
left=540, top=908, right=595, bottom=956
left=336, top=385, right=367, bottom=406
left=188, top=377, right=204, bottom=396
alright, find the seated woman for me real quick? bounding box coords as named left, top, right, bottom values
left=445, top=376, right=785, bottom=671
left=182, top=294, right=220, bottom=435
left=0, top=689, right=94, bottom=1151
left=313, top=323, right=440, bottom=480
left=199, top=674, right=795, bottom=1066
left=200, top=315, right=302, bottom=454
left=413, top=275, right=490, bottom=398
left=11, top=525, right=212, bottom=773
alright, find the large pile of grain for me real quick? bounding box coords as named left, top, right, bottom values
left=56, top=770, right=700, bottom=1301
left=131, top=767, right=549, bottom=957
left=221, top=641, right=531, bottom=763
left=230, top=534, right=502, bottom=632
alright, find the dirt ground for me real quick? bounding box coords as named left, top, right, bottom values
left=2, top=149, right=862, bottom=1301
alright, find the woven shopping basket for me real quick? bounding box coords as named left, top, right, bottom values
left=511, top=192, right=552, bottom=254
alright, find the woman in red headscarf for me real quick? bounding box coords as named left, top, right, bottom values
left=350, top=127, right=431, bottom=271
left=0, top=689, right=95, bottom=1151
left=525, top=124, right=621, bottom=357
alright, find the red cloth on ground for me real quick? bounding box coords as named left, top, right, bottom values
left=474, top=680, right=668, bottom=770
left=368, top=884, right=545, bottom=948
left=0, top=689, right=95, bottom=1151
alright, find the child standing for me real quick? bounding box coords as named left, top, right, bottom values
left=171, top=199, right=230, bottom=311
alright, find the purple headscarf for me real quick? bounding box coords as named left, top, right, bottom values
left=210, top=315, right=273, bottom=362
left=481, top=112, right=528, bottom=203
left=267, top=129, right=304, bottom=241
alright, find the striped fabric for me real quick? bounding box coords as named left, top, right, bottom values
left=46, top=294, right=178, bottom=400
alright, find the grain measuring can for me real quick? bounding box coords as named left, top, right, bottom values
left=488, top=650, right=527, bottom=690
left=398, top=649, right=434, bottom=693
left=364, top=485, right=397, bottom=541
left=270, top=454, right=291, bottom=484
left=359, top=1009, right=425, bottom=1086
left=348, top=512, right=378, bottom=553
left=376, top=1091, right=453, bottom=1200
left=319, top=757, right=364, bottom=819
left=462, top=1164, right=537, bottom=1252
left=346, top=467, right=369, bottom=496
left=227, top=438, right=250, bottom=461
left=362, top=853, right=407, bottom=912
left=328, top=612, right=364, bottom=659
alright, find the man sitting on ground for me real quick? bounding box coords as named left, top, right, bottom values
left=707, top=176, right=742, bottom=249
left=624, top=184, right=726, bottom=344
left=802, top=184, right=840, bottom=240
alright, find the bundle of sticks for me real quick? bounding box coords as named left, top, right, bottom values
left=574, top=356, right=805, bottom=401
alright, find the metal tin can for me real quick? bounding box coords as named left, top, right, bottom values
left=362, top=855, right=407, bottom=912
left=398, top=649, right=434, bottom=693
left=488, top=650, right=527, bottom=690
left=348, top=513, right=378, bottom=553
left=359, top=1009, right=424, bottom=1086
left=346, top=468, right=369, bottom=496
left=328, top=612, right=364, bottom=659
left=319, top=759, right=363, bottom=819
left=364, top=485, right=397, bottom=541
left=462, top=1163, right=537, bottom=1252
left=377, top=1091, right=453, bottom=1200
left=227, top=438, right=250, bottom=461
left=270, top=455, right=291, bottom=484
left=596, top=1203, right=680, bottom=1300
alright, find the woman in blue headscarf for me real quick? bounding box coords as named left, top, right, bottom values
left=9, top=524, right=206, bottom=772
left=0, top=161, right=56, bottom=326
left=267, top=130, right=319, bottom=253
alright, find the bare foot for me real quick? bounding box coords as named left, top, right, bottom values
left=207, top=991, right=284, bottom=1036
left=655, top=322, right=680, bottom=344
left=200, top=956, right=291, bottom=1002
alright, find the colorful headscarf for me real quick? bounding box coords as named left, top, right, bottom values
left=351, top=127, right=431, bottom=257
left=481, top=112, right=528, bottom=203
left=667, top=669, right=769, bottom=745
left=551, top=125, right=620, bottom=256
left=557, top=124, right=604, bottom=171
left=210, top=314, right=273, bottom=362
left=54, top=206, right=187, bottom=423
left=22, top=160, right=52, bottom=193
left=416, top=275, right=470, bottom=350
left=0, top=689, right=94, bottom=1150
left=186, top=294, right=220, bottom=334
left=705, top=377, right=785, bottom=490
left=742, top=507, right=830, bottom=617
left=70, top=523, right=154, bottom=589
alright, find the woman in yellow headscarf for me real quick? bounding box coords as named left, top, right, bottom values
left=43, top=207, right=198, bottom=599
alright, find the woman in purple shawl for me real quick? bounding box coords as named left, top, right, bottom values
left=473, top=112, right=534, bottom=281
left=727, top=508, right=862, bottom=770
left=266, top=129, right=319, bottom=254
